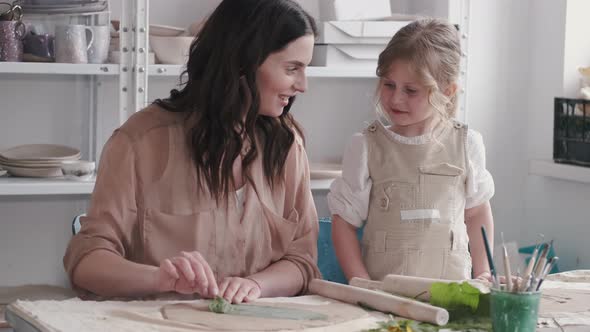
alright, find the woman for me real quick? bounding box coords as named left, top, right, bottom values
left=63, top=0, right=320, bottom=304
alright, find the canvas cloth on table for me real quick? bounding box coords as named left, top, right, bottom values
left=6, top=295, right=389, bottom=332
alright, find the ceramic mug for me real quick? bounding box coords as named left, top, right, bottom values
left=54, top=24, right=94, bottom=63
left=0, top=3, right=22, bottom=21
left=87, top=25, right=110, bottom=64
left=0, top=20, right=25, bottom=61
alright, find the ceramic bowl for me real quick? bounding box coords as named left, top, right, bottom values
left=150, top=36, right=194, bottom=64
left=60, top=160, right=95, bottom=181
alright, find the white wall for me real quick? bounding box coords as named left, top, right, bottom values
left=466, top=0, right=531, bottom=243
left=562, top=0, right=590, bottom=97
left=0, top=76, right=98, bottom=286
left=523, top=0, right=590, bottom=271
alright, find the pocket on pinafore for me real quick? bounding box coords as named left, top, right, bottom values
left=419, top=163, right=464, bottom=208
left=362, top=231, right=406, bottom=280
left=412, top=249, right=445, bottom=278
left=381, top=181, right=416, bottom=210
left=362, top=248, right=406, bottom=281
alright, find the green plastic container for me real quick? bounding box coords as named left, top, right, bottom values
left=490, top=289, right=541, bottom=332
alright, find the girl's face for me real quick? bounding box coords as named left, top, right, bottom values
left=256, top=34, right=314, bottom=117
left=379, top=59, right=433, bottom=134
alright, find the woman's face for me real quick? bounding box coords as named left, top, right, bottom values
left=379, top=59, right=433, bottom=129
left=256, top=34, right=315, bottom=117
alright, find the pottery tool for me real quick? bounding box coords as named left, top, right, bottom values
left=536, top=256, right=559, bottom=291
left=511, top=269, right=520, bottom=293
left=501, top=233, right=513, bottom=292
left=519, top=241, right=542, bottom=292
left=309, top=279, right=449, bottom=326
left=481, top=226, right=499, bottom=288
left=533, top=241, right=552, bottom=278
left=350, top=274, right=489, bottom=302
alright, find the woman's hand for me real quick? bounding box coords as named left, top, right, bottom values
left=218, top=277, right=261, bottom=304
left=156, top=251, right=218, bottom=297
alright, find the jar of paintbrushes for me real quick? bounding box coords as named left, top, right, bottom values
left=481, top=226, right=559, bottom=332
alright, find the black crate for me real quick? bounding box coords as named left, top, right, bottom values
left=554, top=98, right=590, bottom=166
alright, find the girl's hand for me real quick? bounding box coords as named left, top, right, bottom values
left=473, top=271, right=521, bottom=289
left=156, top=251, right=218, bottom=297
left=218, top=277, right=261, bottom=304
left=474, top=271, right=493, bottom=282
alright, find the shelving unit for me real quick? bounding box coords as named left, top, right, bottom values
left=529, top=160, right=590, bottom=184
left=0, top=63, right=119, bottom=75
left=0, top=0, right=470, bottom=198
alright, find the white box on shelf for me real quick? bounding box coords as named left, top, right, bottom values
left=311, top=44, right=386, bottom=67
left=317, top=20, right=412, bottom=44
left=319, top=0, right=391, bottom=21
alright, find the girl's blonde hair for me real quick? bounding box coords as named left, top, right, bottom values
left=377, top=18, right=461, bottom=119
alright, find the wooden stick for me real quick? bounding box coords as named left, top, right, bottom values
left=309, top=279, right=449, bottom=326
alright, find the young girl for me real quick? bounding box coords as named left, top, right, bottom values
left=328, top=18, right=495, bottom=282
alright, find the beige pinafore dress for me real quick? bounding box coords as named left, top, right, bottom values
left=362, top=120, right=472, bottom=281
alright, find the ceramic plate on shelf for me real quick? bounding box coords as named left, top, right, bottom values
left=1, top=165, right=63, bottom=178
left=149, top=24, right=185, bottom=37
left=310, top=163, right=342, bottom=180
left=0, top=159, right=74, bottom=168
left=22, top=1, right=107, bottom=14
left=0, top=144, right=80, bottom=161
left=0, top=155, right=79, bottom=166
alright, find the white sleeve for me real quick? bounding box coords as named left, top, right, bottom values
left=465, top=129, right=495, bottom=209
left=327, top=133, right=372, bottom=228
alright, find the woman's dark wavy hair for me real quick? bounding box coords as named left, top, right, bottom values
left=155, top=0, right=317, bottom=202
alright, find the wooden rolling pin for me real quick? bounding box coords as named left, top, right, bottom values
left=350, top=274, right=490, bottom=301
left=309, top=279, right=449, bottom=326
left=350, top=275, right=449, bottom=301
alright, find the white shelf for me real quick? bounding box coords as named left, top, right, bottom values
left=149, top=65, right=376, bottom=78
left=0, top=177, right=331, bottom=196
left=0, top=177, right=94, bottom=196
left=529, top=160, right=590, bottom=184
left=0, top=62, right=119, bottom=75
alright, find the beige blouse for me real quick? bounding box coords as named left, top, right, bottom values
left=63, top=105, right=320, bottom=295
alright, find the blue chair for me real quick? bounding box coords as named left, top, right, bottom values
left=317, top=217, right=363, bottom=284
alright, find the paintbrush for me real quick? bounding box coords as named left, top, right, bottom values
left=536, top=256, right=559, bottom=291
left=501, top=233, right=513, bottom=292
left=533, top=240, right=552, bottom=278
left=519, top=240, right=543, bottom=292
left=481, top=226, right=499, bottom=288
left=512, top=269, right=520, bottom=293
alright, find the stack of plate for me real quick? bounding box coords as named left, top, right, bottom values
left=0, top=144, right=81, bottom=178
left=21, top=1, right=108, bottom=14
